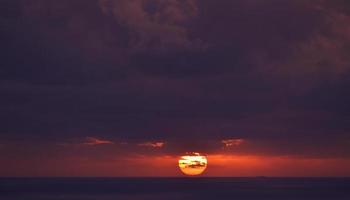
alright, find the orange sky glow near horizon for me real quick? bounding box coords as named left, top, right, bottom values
left=2, top=153, right=350, bottom=177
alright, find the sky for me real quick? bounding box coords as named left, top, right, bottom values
left=1, top=0, right=350, bottom=177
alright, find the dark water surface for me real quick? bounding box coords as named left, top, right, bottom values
left=0, top=178, right=349, bottom=200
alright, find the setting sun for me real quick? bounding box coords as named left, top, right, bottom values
left=178, top=153, right=208, bottom=176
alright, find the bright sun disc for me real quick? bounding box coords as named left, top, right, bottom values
left=178, top=152, right=207, bottom=176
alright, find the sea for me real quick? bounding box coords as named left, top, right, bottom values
left=0, top=178, right=349, bottom=200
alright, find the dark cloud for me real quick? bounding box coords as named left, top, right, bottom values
left=98, top=0, right=204, bottom=51
left=1, top=0, right=350, bottom=160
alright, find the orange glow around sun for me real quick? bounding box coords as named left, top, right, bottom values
left=178, top=152, right=207, bottom=176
